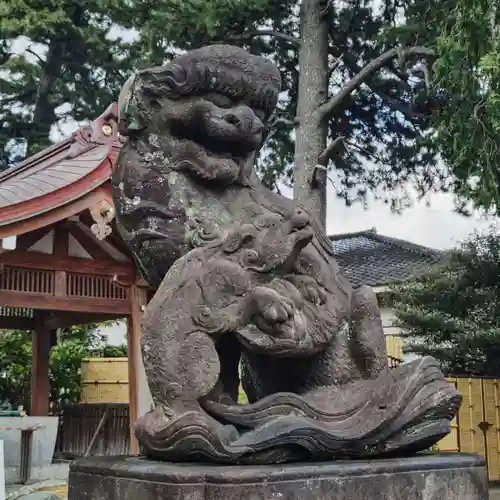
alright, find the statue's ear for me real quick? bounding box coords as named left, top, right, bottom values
left=222, top=226, right=256, bottom=254
left=118, top=73, right=147, bottom=136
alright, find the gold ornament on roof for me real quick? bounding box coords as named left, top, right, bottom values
left=90, top=200, right=115, bottom=240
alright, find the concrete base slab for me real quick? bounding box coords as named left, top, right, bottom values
left=68, top=453, right=488, bottom=499
left=0, top=417, right=59, bottom=485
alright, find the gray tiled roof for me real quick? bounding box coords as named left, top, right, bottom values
left=330, top=228, right=444, bottom=287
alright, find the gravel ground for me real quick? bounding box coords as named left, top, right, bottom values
left=36, top=486, right=67, bottom=498
left=6, top=480, right=67, bottom=500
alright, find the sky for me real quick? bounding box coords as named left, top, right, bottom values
left=325, top=191, right=493, bottom=250
left=274, top=181, right=494, bottom=251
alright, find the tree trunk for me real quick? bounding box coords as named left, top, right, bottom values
left=27, top=41, right=63, bottom=157
left=293, top=0, right=329, bottom=227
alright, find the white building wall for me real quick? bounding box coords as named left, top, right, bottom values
left=379, top=304, right=418, bottom=362
left=380, top=306, right=400, bottom=336
left=99, top=321, right=127, bottom=346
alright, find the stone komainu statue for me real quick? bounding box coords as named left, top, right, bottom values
left=111, top=44, right=461, bottom=464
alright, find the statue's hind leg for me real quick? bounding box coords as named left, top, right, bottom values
left=203, top=335, right=242, bottom=405
left=350, top=285, right=389, bottom=379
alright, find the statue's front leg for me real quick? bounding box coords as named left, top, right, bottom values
left=135, top=328, right=240, bottom=461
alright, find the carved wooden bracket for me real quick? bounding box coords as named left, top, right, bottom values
left=67, top=103, right=123, bottom=159
left=89, top=200, right=116, bottom=240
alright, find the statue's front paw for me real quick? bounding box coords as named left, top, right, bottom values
left=252, top=286, right=294, bottom=323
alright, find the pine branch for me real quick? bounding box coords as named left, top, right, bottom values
left=0, top=40, right=12, bottom=66
left=272, top=116, right=298, bottom=128
left=328, top=53, right=344, bottom=82
left=377, top=92, right=427, bottom=120
left=25, top=45, right=46, bottom=66
left=332, top=49, right=427, bottom=120
left=319, top=46, right=435, bottom=121
left=0, top=50, right=11, bottom=66
left=317, top=135, right=345, bottom=166
left=312, top=135, right=345, bottom=187
left=223, top=30, right=300, bottom=46
left=320, top=0, right=335, bottom=18
left=343, top=139, right=387, bottom=164
left=0, top=88, right=38, bottom=105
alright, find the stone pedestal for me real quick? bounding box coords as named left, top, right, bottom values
left=68, top=453, right=488, bottom=499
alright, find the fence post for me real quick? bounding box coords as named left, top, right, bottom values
left=0, top=440, right=5, bottom=500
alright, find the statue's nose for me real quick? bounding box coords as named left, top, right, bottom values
left=223, top=106, right=264, bottom=135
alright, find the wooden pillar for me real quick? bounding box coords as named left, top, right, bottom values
left=127, top=284, right=146, bottom=455
left=31, top=314, right=51, bottom=416
left=30, top=223, right=68, bottom=416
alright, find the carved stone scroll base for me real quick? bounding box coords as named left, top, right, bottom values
left=68, top=453, right=488, bottom=500
left=134, top=357, right=461, bottom=464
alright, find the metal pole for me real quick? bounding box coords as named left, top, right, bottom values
left=19, top=429, right=33, bottom=485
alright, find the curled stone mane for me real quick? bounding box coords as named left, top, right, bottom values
left=137, top=45, right=281, bottom=117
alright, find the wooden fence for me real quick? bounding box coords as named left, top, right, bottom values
left=437, top=377, right=500, bottom=481
left=55, top=403, right=129, bottom=458
left=382, top=339, right=500, bottom=481
left=385, top=334, right=404, bottom=368
left=80, top=358, right=129, bottom=404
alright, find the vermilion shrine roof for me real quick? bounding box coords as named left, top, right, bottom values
left=0, top=103, right=123, bottom=237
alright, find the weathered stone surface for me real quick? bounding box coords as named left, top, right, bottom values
left=111, top=44, right=462, bottom=464
left=68, top=453, right=488, bottom=500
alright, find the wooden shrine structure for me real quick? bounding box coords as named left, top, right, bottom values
left=0, top=104, right=148, bottom=454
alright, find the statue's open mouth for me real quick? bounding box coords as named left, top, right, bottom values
left=168, top=135, right=249, bottom=184
left=171, top=121, right=259, bottom=163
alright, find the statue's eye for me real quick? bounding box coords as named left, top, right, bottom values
left=241, top=234, right=254, bottom=245
left=206, top=93, right=232, bottom=108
